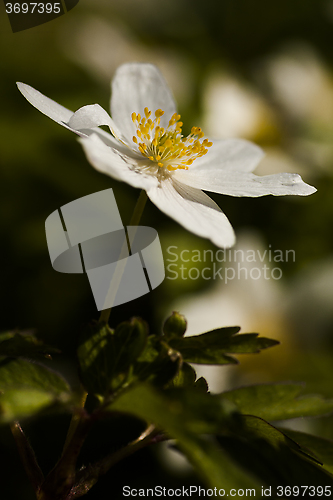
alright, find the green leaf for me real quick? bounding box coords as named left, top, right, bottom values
left=1, top=389, right=57, bottom=422
left=0, top=358, right=71, bottom=422
left=132, top=336, right=182, bottom=387
left=171, top=363, right=209, bottom=393
left=168, top=327, right=279, bottom=365
left=194, top=377, right=209, bottom=392
left=0, top=358, right=70, bottom=394
left=222, top=383, right=333, bottom=420
left=171, top=362, right=196, bottom=388
left=241, top=416, right=320, bottom=464
left=217, top=417, right=333, bottom=488
left=164, top=388, right=241, bottom=435
left=279, top=429, right=333, bottom=475
left=77, top=319, right=148, bottom=397
left=0, top=331, right=18, bottom=343
left=110, top=383, right=259, bottom=491
left=0, top=331, right=60, bottom=360
left=114, top=319, right=149, bottom=367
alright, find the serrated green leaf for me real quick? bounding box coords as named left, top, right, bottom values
left=133, top=336, right=182, bottom=387
left=242, top=416, right=321, bottom=464
left=171, top=362, right=196, bottom=388
left=78, top=319, right=148, bottom=396
left=110, top=383, right=259, bottom=491
left=171, top=363, right=209, bottom=393
left=165, top=388, right=241, bottom=434
left=0, top=358, right=71, bottom=422
left=222, top=383, right=333, bottom=421
left=0, top=332, right=60, bottom=360
left=168, top=327, right=278, bottom=365
left=194, top=377, right=209, bottom=393
left=113, top=319, right=149, bottom=368
left=77, top=323, right=112, bottom=395
left=242, top=415, right=300, bottom=449
left=279, top=429, right=333, bottom=475
left=217, top=419, right=333, bottom=488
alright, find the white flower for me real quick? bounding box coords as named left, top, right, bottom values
left=17, top=63, right=316, bottom=248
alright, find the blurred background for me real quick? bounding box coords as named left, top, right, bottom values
left=1, top=0, right=333, bottom=497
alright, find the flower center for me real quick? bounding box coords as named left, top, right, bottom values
left=131, top=108, right=212, bottom=171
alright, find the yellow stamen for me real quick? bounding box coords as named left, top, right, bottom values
left=131, top=107, right=212, bottom=171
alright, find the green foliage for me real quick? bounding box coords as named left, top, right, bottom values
left=77, top=315, right=279, bottom=400
left=77, top=319, right=148, bottom=397
left=0, top=331, right=71, bottom=423
left=171, top=362, right=209, bottom=392
left=0, top=358, right=71, bottom=422
left=168, top=326, right=279, bottom=365
left=222, top=383, right=333, bottom=420
left=109, top=383, right=333, bottom=491
left=217, top=417, right=333, bottom=490
left=5, top=316, right=333, bottom=495
left=77, top=318, right=184, bottom=400
left=110, top=383, right=260, bottom=491
left=279, top=429, right=333, bottom=475
left=131, top=335, right=182, bottom=387
left=171, top=362, right=197, bottom=388
left=241, top=416, right=320, bottom=462
left=0, top=330, right=60, bottom=359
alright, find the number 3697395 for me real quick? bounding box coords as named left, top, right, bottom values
left=5, top=3, right=61, bottom=14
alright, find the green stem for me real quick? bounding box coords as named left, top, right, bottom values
left=98, top=190, right=148, bottom=325
left=10, top=421, right=44, bottom=494
left=62, top=389, right=88, bottom=455
left=38, top=415, right=93, bottom=500
left=69, top=425, right=161, bottom=498
left=128, top=189, right=149, bottom=227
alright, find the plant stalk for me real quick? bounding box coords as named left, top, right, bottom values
left=10, top=421, right=44, bottom=494
left=68, top=425, right=163, bottom=498
left=98, top=189, right=148, bottom=325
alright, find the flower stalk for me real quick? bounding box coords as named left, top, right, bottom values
left=37, top=414, right=93, bottom=500
left=98, top=189, right=148, bottom=325
left=68, top=425, right=162, bottom=498
left=10, top=421, right=44, bottom=495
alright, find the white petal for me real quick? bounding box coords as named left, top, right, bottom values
left=189, top=138, right=265, bottom=173
left=147, top=178, right=236, bottom=248
left=17, top=82, right=75, bottom=132
left=17, top=83, right=140, bottom=156
left=110, top=63, right=177, bottom=144
left=79, top=134, right=158, bottom=191
left=174, top=169, right=317, bottom=197
left=67, top=104, right=128, bottom=144
left=68, top=104, right=114, bottom=130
